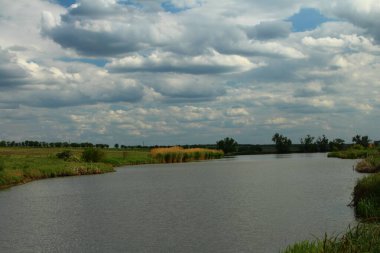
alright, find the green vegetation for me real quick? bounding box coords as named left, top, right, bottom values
left=272, top=133, right=292, bottom=153
left=328, top=145, right=378, bottom=159
left=0, top=146, right=224, bottom=189
left=355, top=156, right=380, bottom=173
left=353, top=173, right=380, bottom=219
left=352, top=135, right=371, bottom=148
left=151, top=146, right=223, bottom=163
left=285, top=142, right=380, bottom=252
left=0, top=147, right=155, bottom=189
left=282, top=223, right=380, bottom=253
left=283, top=172, right=380, bottom=252
left=216, top=137, right=238, bottom=154
left=300, top=134, right=317, bottom=152
left=328, top=144, right=380, bottom=173
left=81, top=148, right=105, bottom=162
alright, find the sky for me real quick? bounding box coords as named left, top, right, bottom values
left=0, top=0, right=379, bottom=146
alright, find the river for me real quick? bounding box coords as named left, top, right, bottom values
left=0, top=153, right=360, bottom=252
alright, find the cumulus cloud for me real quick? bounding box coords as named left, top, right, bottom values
left=0, top=48, right=30, bottom=88
left=145, top=75, right=226, bottom=102
left=330, top=0, right=380, bottom=43
left=107, top=49, right=259, bottom=74
left=246, top=21, right=292, bottom=40
left=1, top=0, right=380, bottom=144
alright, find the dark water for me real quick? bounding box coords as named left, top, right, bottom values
left=0, top=153, right=360, bottom=253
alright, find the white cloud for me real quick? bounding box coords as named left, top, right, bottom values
left=1, top=0, right=380, bottom=144
left=107, top=49, right=259, bottom=74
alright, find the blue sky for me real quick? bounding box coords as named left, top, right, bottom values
left=288, top=8, right=333, bottom=32
left=0, top=0, right=379, bottom=145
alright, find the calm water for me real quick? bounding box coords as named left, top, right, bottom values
left=0, top=153, right=360, bottom=253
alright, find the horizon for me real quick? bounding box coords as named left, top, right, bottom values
left=1, top=1, right=379, bottom=145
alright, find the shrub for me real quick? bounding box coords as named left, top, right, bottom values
left=81, top=148, right=105, bottom=163
left=56, top=150, right=74, bottom=161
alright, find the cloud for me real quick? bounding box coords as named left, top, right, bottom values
left=330, top=0, right=380, bottom=43
left=146, top=75, right=226, bottom=102
left=0, top=48, right=30, bottom=88
left=1, top=0, right=380, bottom=144
left=107, top=49, right=259, bottom=74
left=246, top=21, right=292, bottom=40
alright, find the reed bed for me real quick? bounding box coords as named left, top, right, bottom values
left=150, top=146, right=223, bottom=163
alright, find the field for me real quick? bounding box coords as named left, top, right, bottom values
left=0, top=147, right=153, bottom=189
left=0, top=146, right=223, bottom=189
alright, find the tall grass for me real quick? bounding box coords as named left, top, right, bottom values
left=151, top=146, right=223, bottom=163
left=282, top=223, right=380, bottom=253
left=353, top=173, right=380, bottom=219
left=355, top=156, right=380, bottom=173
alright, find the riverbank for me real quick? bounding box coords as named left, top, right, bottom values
left=284, top=147, right=380, bottom=252
left=0, top=147, right=222, bottom=189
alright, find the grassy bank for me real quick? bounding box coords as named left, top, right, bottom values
left=353, top=173, right=380, bottom=219
left=283, top=149, right=380, bottom=252
left=0, top=146, right=224, bottom=189
left=282, top=223, right=380, bottom=253
left=151, top=146, right=223, bottom=163
left=0, top=147, right=154, bottom=189
left=283, top=172, right=380, bottom=252
left=328, top=145, right=380, bottom=173
left=327, top=145, right=379, bottom=159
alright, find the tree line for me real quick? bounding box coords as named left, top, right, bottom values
left=0, top=140, right=110, bottom=149
left=217, top=134, right=376, bottom=154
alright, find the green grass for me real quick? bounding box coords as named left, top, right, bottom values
left=328, top=147, right=379, bottom=159
left=353, top=173, right=380, bottom=219
left=0, top=146, right=223, bottom=189
left=0, top=147, right=154, bottom=189
left=282, top=223, right=380, bottom=253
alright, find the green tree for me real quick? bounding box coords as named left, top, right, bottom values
left=272, top=133, right=292, bottom=153
left=315, top=135, right=329, bottom=152
left=329, top=138, right=345, bottom=151
left=300, top=134, right=317, bottom=152
left=114, top=143, right=119, bottom=149
left=216, top=137, right=238, bottom=154
left=352, top=135, right=371, bottom=148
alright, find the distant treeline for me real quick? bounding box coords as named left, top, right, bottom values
left=0, top=140, right=112, bottom=148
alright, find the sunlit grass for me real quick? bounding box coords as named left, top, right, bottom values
left=151, top=146, right=223, bottom=163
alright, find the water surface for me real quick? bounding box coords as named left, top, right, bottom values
left=0, top=153, right=360, bottom=252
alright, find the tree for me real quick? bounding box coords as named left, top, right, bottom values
left=272, top=133, right=292, bottom=153
left=329, top=138, right=345, bottom=151
left=216, top=137, right=238, bottom=154
left=352, top=135, right=371, bottom=148
left=114, top=144, right=119, bottom=149
left=300, top=134, right=316, bottom=152
left=315, top=135, right=329, bottom=152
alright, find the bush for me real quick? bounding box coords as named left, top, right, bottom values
left=81, top=148, right=105, bottom=163
left=56, top=150, right=74, bottom=161
left=0, top=158, right=5, bottom=171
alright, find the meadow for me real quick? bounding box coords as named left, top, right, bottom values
left=0, top=146, right=223, bottom=189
